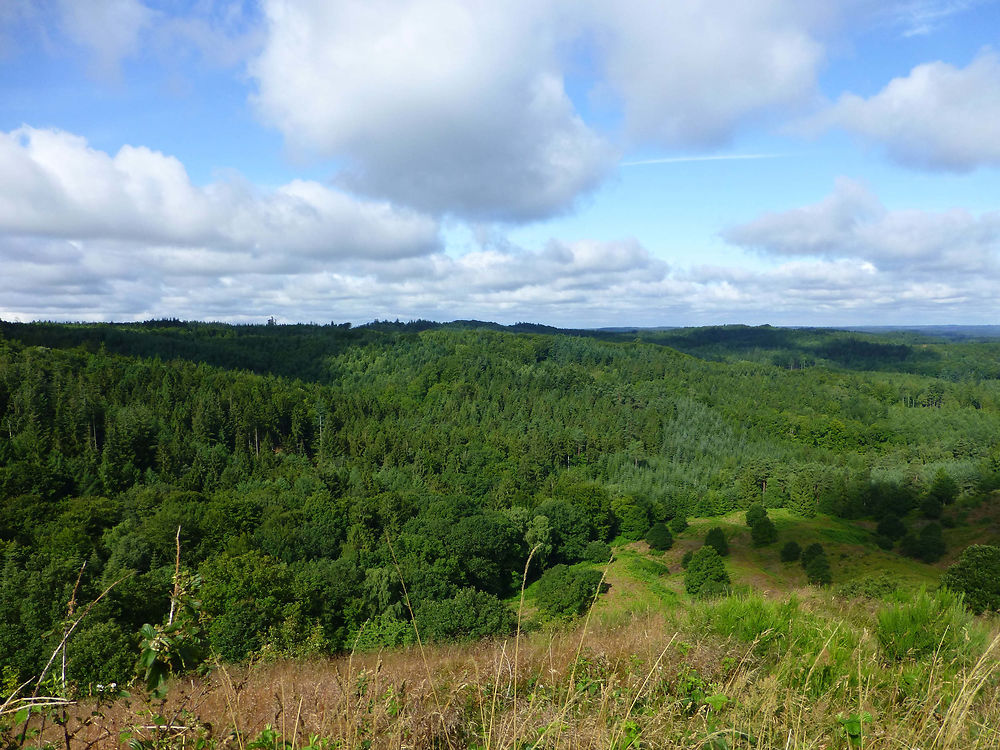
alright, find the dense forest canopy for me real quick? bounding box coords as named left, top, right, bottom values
left=2, top=320, right=1000, bottom=687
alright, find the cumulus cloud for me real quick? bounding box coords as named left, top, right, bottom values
left=249, top=0, right=615, bottom=222
left=723, top=177, right=1000, bottom=273
left=809, top=50, right=1000, bottom=171
left=589, top=0, right=827, bottom=147
left=248, top=0, right=837, bottom=221
left=0, top=126, right=439, bottom=260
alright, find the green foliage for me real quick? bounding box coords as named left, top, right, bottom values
left=583, top=540, right=612, bottom=564
left=876, top=514, right=906, bottom=540
left=900, top=523, right=946, bottom=563
left=941, top=545, right=1000, bottom=613
left=800, top=543, right=825, bottom=568
left=536, top=565, right=605, bottom=619
left=684, top=547, right=730, bottom=598
left=876, top=587, right=986, bottom=662
left=415, top=589, right=516, bottom=642
left=704, top=527, right=729, bottom=557
left=744, top=502, right=767, bottom=528
left=804, top=553, right=832, bottom=586
left=644, top=523, right=673, bottom=552
left=779, top=541, right=801, bottom=562
left=700, top=593, right=794, bottom=649
left=750, top=517, right=777, bottom=547
left=138, top=571, right=209, bottom=698
left=928, top=469, right=959, bottom=505
left=836, top=573, right=901, bottom=601
left=920, top=496, right=943, bottom=519
left=681, top=550, right=693, bottom=569
left=668, top=515, right=689, bottom=534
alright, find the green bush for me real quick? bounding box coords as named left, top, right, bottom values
left=745, top=502, right=767, bottom=528
left=801, top=543, right=825, bottom=568
left=415, top=588, right=517, bottom=642
left=750, top=517, right=778, bottom=547
left=684, top=547, right=730, bottom=598
left=804, top=553, right=832, bottom=586
left=920, top=496, right=943, bottom=519
left=536, top=565, right=606, bottom=619
left=876, top=513, right=906, bottom=540
left=780, top=540, right=801, bottom=562
left=876, top=587, right=987, bottom=663
left=645, top=522, right=673, bottom=552
left=669, top=515, right=689, bottom=534
left=875, top=534, right=894, bottom=550
left=836, top=573, right=900, bottom=600
left=681, top=550, right=694, bottom=568
left=941, top=545, right=1000, bottom=613
left=583, top=540, right=613, bottom=564
left=704, top=527, right=729, bottom=557
left=901, top=523, right=946, bottom=563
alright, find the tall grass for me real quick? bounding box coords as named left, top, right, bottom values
left=22, top=587, right=1000, bottom=749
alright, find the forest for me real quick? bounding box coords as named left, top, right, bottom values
left=2, top=319, right=1000, bottom=697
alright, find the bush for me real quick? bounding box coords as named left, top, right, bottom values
left=780, top=540, right=801, bottom=562
left=928, top=469, right=959, bottom=505
left=681, top=550, right=694, bottom=568
left=745, top=502, right=767, bottom=528
left=836, top=573, right=900, bottom=600
left=750, top=517, right=778, bottom=547
left=704, top=527, right=729, bottom=557
left=645, top=522, right=673, bottom=552
left=804, top=553, right=832, bottom=586
left=583, top=540, right=613, bottom=564
left=941, top=545, right=1000, bottom=613
left=901, top=523, right=946, bottom=563
left=876, top=587, right=987, bottom=662
left=702, top=593, right=795, bottom=649
left=920, top=496, right=943, bottom=519
left=874, top=534, right=894, bottom=550
left=669, top=515, right=689, bottom=534
left=684, top=547, right=730, bottom=598
left=876, top=513, right=906, bottom=540
left=800, top=543, right=825, bottom=568
left=416, top=588, right=517, bottom=642
left=536, top=565, right=606, bottom=619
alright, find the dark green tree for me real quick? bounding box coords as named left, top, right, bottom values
left=780, top=540, right=801, bottom=562
left=941, top=545, right=1000, bottom=613
left=645, top=522, right=673, bottom=552
left=750, top=517, right=778, bottom=547
left=684, top=547, right=730, bottom=598
left=704, top=527, right=729, bottom=557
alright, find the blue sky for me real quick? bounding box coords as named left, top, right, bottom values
left=1, top=0, right=999, bottom=326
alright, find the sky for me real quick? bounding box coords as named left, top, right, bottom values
left=1, top=0, right=999, bottom=327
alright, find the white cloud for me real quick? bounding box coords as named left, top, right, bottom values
left=722, top=177, right=1000, bottom=273
left=56, top=0, right=154, bottom=78
left=589, top=0, right=827, bottom=147
left=250, top=0, right=615, bottom=222
left=248, top=0, right=838, bottom=221
left=0, top=127, right=439, bottom=260
left=810, top=50, right=1000, bottom=171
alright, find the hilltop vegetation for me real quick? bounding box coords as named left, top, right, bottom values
left=2, top=320, right=1000, bottom=746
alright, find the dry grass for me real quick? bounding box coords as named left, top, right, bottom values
left=25, top=600, right=1000, bottom=750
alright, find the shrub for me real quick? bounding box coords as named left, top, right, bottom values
left=669, top=515, right=689, bottom=534
left=874, top=534, right=894, bottom=550
left=804, top=553, right=832, bottom=586
left=645, top=522, right=673, bottom=552
left=704, top=527, right=729, bottom=557
left=928, top=469, right=959, bottom=505
left=876, top=587, right=987, bottom=663
left=920, top=496, right=942, bottom=519
left=750, top=517, right=778, bottom=547
left=536, top=565, right=606, bottom=619
left=583, top=540, right=613, bottom=564
left=901, top=523, right=946, bottom=563
left=745, top=502, right=767, bottom=528
left=836, top=573, right=900, bottom=600
left=876, top=513, right=906, bottom=540
left=684, top=547, right=730, bottom=598
left=415, top=588, right=517, bottom=642
left=780, top=540, right=801, bottom=562
left=800, top=543, right=825, bottom=568
left=941, top=545, right=1000, bottom=613
left=702, top=593, right=795, bottom=649
left=681, top=550, right=694, bottom=568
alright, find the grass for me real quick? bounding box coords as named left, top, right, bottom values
left=28, top=592, right=1000, bottom=749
